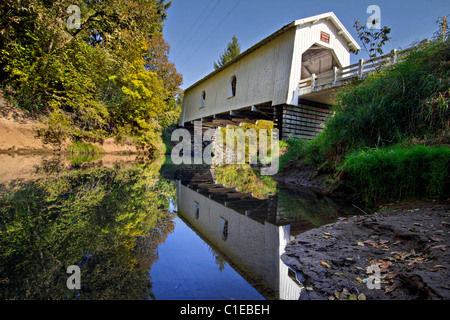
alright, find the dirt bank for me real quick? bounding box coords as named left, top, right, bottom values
left=281, top=201, right=450, bottom=300
left=0, top=106, right=53, bottom=154
left=0, top=91, right=139, bottom=154
left=275, top=160, right=345, bottom=196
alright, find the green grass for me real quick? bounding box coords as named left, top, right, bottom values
left=214, top=164, right=277, bottom=199
left=279, top=137, right=308, bottom=171
left=342, top=145, right=450, bottom=204
left=67, top=141, right=105, bottom=155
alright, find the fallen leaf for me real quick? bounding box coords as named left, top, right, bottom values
left=356, top=277, right=363, bottom=283
left=357, top=242, right=365, bottom=246
left=385, top=283, right=398, bottom=293
left=340, top=288, right=350, bottom=299
left=334, top=289, right=340, bottom=299
left=320, top=260, right=331, bottom=268
left=429, top=236, right=442, bottom=242
left=433, top=265, right=448, bottom=269
left=358, top=293, right=366, bottom=300
left=381, top=273, right=397, bottom=280
left=305, top=286, right=313, bottom=291
left=348, top=294, right=357, bottom=300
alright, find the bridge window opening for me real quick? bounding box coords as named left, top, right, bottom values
left=228, top=76, right=237, bottom=98
left=220, top=218, right=228, bottom=241
left=200, top=91, right=206, bottom=109
left=194, top=202, right=200, bottom=219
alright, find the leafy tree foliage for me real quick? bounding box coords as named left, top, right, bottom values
left=213, top=35, right=241, bottom=70
left=353, top=19, right=392, bottom=59
left=0, top=0, right=182, bottom=151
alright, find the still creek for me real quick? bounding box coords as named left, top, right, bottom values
left=0, top=154, right=360, bottom=300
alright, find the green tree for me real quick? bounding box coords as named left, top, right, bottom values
left=213, top=35, right=241, bottom=70
left=0, top=0, right=181, bottom=151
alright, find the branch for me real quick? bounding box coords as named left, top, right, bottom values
left=55, top=10, right=104, bottom=51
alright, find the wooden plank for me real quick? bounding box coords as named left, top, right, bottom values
left=283, top=120, right=324, bottom=130
left=283, top=115, right=325, bottom=125
left=298, top=104, right=332, bottom=114
left=283, top=127, right=319, bottom=136
left=212, top=119, right=240, bottom=126
left=284, top=110, right=329, bottom=122
left=286, top=105, right=330, bottom=114
left=227, top=192, right=253, bottom=199
left=282, top=124, right=323, bottom=133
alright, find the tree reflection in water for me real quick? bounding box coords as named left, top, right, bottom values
left=0, top=159, right=176, bottom=300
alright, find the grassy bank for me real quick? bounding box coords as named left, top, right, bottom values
left=67, top=141, right=105, bottom=155
left=279, top=39, right=450, bottom=204
left=342, top=144, right=450, bottom=204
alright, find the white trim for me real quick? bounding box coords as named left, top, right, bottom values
left=294, top=12, right=360, bottom=51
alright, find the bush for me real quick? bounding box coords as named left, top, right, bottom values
left=342, top=145, right=450, bottom=204
left=67, top=141, right=105, bottom=155
left=279, top=137, right=307, bottom=170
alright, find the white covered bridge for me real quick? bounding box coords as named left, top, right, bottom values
left=179, top=12, right=362, bottom=139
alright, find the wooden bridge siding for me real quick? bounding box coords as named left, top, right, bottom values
left=281, top=103, right=332, bottom=140
left=181, top=29, right=297, bottom=125
left=287, top=18, right=352, bottom=105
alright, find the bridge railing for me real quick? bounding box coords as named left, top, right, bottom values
left=299, top=46, right=415, bottom=95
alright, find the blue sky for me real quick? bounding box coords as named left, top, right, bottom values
left=164, top=0, right=450, bottom=89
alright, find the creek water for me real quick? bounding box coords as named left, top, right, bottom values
left=0, top=154, right=360, bottom=300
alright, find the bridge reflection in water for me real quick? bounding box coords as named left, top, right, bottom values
left=175, top=166, right=359, bottom=300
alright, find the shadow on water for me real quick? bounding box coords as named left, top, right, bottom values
left=0, top=154, right=361, bottom=300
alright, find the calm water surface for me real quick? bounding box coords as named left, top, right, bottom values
left=0, top=154, right=359, bottom=300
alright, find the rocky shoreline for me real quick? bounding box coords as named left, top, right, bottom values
left=281, top=201, right=450, bottom=300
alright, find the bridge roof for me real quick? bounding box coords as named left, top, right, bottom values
left=184, top=12, right=361, bottom=93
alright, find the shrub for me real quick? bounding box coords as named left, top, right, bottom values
left=342, top=145, right=450, bottom=204
left=279, top=136, right=307, bottom=170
